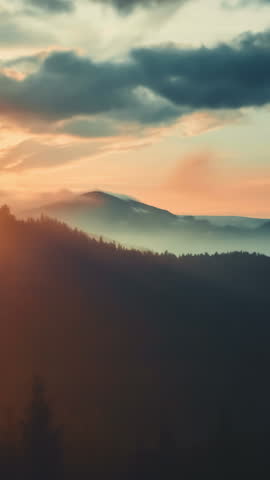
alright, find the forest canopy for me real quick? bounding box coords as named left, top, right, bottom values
left=0, top=206, right=269, bottom=478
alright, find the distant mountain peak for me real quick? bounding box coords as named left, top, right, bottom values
left=81, top=191, right=137, bottom=203
left=28, top=190, right=270, bottom=256
left=82, top=190, right=113, bottom=199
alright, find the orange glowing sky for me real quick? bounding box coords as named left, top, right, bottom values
left=0, top=0, right=269, bottom=217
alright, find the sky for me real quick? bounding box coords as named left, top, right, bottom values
left=0, top=0, right=270, bottom=216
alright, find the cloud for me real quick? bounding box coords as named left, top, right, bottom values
left=178, top=110, right=243, bottom=136
left=246, top=0, right=270, bottom=3
left=2, top=54, right=44, bottom=69
left=91, top=0, right=189, bottom=14
left=27, top=0, right=190, bottom=15
left=225, top=0, right=270, bottom=6
left=19, top=0, right=189, bottom=15
left=167, top=151, right=221, bottom=198
left=59, top=117, right=120, bottom=138
left=132, top=30, right=270, bottom=110
left=0, top=117, right=161, bottom=172
left=0, top=50, right=180, bottom=128
left=158, top=151, right=270, bottom=217
left=27, top=189, right=76, bottom=207
left=24, top=0, right=74, bottom=13
left=0, top=29, right=270, bottom=137
left=0, top=188, right=76, bottom=213
left=0, top=138, right=104, bottom=172
left=0, top=11, right=53, bottom=46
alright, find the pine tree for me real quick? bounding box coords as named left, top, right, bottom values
left=22, top=377, right=63, bottom=480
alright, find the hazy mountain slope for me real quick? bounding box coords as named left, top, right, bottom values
left=29, top=191, right=270, bottom=255
left=0, top=207, right=270, bottom=476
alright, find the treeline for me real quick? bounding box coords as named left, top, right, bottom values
left=0, top=205, right=270, bottom=478
left=1, top=377, right=270, bottom=479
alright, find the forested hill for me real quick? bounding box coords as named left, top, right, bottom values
left=0, top=205, right=270, bottom=478
left=30, top=190, right=270, bottom=256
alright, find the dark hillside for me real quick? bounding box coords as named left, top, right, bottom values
left=0, top=205, right=269, bottom=478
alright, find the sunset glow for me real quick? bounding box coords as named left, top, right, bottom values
left=0, top=0, right=269, bottom=217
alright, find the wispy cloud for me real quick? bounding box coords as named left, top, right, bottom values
left=156, top=151, right=270, bottom=216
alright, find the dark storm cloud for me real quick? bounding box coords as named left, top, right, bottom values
left=25, top=0, right=74, bottom=12
left=22, top=0, right=190, bottom=15
left=17, top=0, right=270, bottom=17
left=91, top=0, right=188, bottom=14
left=131, top=30, right=270, bottom=110
left=0, top=30, right=270, bottom=131
left=0, top=50, right=180, bottom=125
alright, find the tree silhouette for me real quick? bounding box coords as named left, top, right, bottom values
left=0, top=408, right=20, bottom=478
left=0, top=205, right=15, bottom=224
left=22, top=377, right=63, bottom=480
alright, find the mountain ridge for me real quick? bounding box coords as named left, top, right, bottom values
left=26, top=190, right=270, bottom=255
